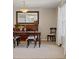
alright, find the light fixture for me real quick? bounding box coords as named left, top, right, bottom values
left=20, top=8, right=28, bottom=13
left=58, top=0, right=66, bottom=6
left=20, top=0, right=28, bottom=13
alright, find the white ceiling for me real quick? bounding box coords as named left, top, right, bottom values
left=13, top=0, right=59, bottom=8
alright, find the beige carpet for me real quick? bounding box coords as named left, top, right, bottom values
left=13, top=41, right=65, bottom=59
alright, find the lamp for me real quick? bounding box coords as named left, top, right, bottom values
left=20, top=8, right=28, bottom=13
left=20, top=0, right=28, bottom=13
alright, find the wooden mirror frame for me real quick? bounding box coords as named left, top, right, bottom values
left=16, top=11, right=39, bottom=24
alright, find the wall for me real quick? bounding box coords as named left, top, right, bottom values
left=13, top=8, right=58, bottom=39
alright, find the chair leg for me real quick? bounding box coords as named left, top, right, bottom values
left=13, top=40, right=15, bottom=48
left=27, top=40, right=29, bottom=48
left=34, top=41, right=37, bottom=48
left=50, top=36, right=51, bottom=41
left=51, top=36, right=53, bottom=42
left=16, top=39, right=19, bottom=46
left=47, top=36, right=49, bottom=41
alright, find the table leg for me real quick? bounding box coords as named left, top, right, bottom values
left=39, top=34, right=41, bottom=48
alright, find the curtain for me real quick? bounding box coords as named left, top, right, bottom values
left=56, top=3, right=66, bottom=55
left=56, top=3, right=66, bottom=47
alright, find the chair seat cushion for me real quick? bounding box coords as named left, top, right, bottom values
left=27, top=36, right=37, bottom=40
left=48, top=33, right=55, bottom=36
left=13, top=36, right=20, bottom=40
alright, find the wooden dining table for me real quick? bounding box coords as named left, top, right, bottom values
left=13, top=31, right=41, bottom=47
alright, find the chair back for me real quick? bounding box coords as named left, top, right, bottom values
left=50, top=28, right=56, bottom=34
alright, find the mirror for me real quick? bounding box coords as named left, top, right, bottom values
left=16, top=11, right=39, bottom=24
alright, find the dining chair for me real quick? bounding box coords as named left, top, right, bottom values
left=27, top=35, right=37, bottom=48
left=47, top=27, right=56, bottom=42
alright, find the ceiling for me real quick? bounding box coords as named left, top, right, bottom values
left=13, top=0, right=59, bottom=8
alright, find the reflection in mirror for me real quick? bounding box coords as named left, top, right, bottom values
left=18, top=13, right=26, bottom=23
left=16, top=11, right=39, bottom=24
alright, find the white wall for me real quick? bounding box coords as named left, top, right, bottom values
left=13, top=8, right=58, bottom=39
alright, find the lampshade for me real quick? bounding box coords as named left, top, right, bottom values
left=20, top=8, right=28, bottom=13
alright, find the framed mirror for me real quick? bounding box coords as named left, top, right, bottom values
left=16, top=11, right=39, bottom=24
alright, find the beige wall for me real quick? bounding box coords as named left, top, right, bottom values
left=13, top=8, right=58, bottom=39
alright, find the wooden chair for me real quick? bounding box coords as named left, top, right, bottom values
left=26, top=26, right=38, bottom=48
left=47, top=28, right=56, bottom=42
left=13, top=32, right=20, bottom=48
left=27, top=35, right=37, bottom=48
left=13, top=36, right=20, bottom=48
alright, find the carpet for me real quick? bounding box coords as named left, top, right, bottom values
left=13, top=41, right=65, bottom=59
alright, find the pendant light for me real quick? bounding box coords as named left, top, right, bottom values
left=20, top=0, right=28, bottom=13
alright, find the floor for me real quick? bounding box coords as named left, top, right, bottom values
left=13, top=40, right=65, bottom=59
